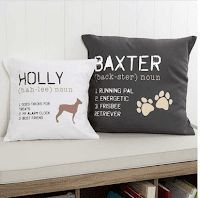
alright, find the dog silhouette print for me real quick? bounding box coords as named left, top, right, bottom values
left=56, top=98, right=82, bottom=124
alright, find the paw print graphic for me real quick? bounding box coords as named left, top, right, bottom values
left=155, top=91, right=173, bottom=110
left=136, top=97, right=154, bottom=116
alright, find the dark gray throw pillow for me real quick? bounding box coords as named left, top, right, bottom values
left=82, top=34, right=196, bottom=135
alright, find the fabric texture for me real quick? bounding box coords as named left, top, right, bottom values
left=0, top=63, right=9, bottom=137
left=82, top=35, right=196, bottom=135
left=3, top=58, right=99, bottom=141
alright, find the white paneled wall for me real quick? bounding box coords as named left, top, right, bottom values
left=0, top=0, right=197, bottom=124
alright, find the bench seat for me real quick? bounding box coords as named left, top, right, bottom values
left=0, top=131, right=197, bottom=184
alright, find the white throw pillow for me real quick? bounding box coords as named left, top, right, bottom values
left=0, top=62, right=9, bottom=137
left=3, top=58, right=99, bottom=141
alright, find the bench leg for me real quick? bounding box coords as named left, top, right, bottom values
left=75, top=189, right=80, bottom=198
left=154, top=179, right=159, bottom=198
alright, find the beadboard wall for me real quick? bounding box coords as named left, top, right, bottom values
left=0, top=0, right=197, bottom=125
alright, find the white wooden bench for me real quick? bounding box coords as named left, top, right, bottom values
left=0, top=132, right=197, bottom=197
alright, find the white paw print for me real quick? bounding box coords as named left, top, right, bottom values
left=155, top=90, right=173, bottom=110
left=136, top=97, right=155, bottom=116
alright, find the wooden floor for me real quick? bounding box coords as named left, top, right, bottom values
left=0, top=161, right=197, bottom=198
